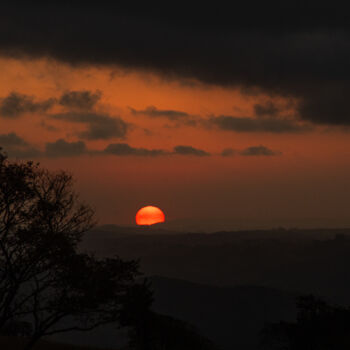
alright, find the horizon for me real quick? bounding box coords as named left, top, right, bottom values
left=93, top=221, right=350, bottom=234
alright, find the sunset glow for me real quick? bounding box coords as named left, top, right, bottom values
left=135, top=206, right=165, bottom=226
left=0, top=5, right=350, bottom=230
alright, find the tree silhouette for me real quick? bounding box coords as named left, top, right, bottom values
left=260, top=295, right=350, bottom=349
left=119, top=279, right=218, bottom=350
left=0, top=151, right=142, bottom=349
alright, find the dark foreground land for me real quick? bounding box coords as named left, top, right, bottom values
left=83, top=226, right=350, bottom=303
left=0, top=336, right=117, bottom=350
left=74, top=226, right=350, bottom=349
left=151, top=276, right=297, bottom=350
left=5, top=227, right=350, bottom=350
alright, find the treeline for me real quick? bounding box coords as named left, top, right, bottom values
left=0, top=151, right=216, bottom=350
left=261, top=295, right=350, bottom=349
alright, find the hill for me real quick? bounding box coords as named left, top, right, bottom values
left=46, top=276, right=296, bottom=350
left=149, top=276, right=297, bottom=350
left=81, top=227, right=350, bottom=304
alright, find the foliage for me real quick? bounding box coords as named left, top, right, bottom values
left=120, top=280, right=218, bottom=350
left=260, top=295, right=350, bottom=350
left=0, top=151, right=141, bottom=349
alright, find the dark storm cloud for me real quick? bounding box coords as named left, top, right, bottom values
left=254, top=102, right=280, bottom=117
left=45, top=139, right=87, bottom=157
left=209, top=115, right=311, bottom=133
left=240, top=145, right=281, bottom=156
left=0, top=132, right=41, bottom=158
left=50, top=112, right=128, bottom=140
left=0, top=4, right=349, bottom=125
left=296, top=84, right=350, bottom=126
left=173, top=145, right=210, bottom=157
left=103, top=143, right=166, bottom=156
left=0, top=92, right=54, bottom=118
left=59, top=90, right=101, bottom=110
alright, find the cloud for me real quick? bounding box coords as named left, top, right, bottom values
left=173, top=145, right=210, bottom=156
left=50, top=112, right=128, bottom=140
left=130, top=106, right=190, bottom=120
left=240, top=145, right=281, bottom=156
left=209, top=115, right=311, bottom=133
left=254, top=102, right=280, bottom=117
left=104, top=144, right=210, bottom=157
left=0, top=132, right=41, bottom=158
left=40, top=121, right=59, bottom=132
left=130, top=106, right=197, bottom=126
left=45, top=139, right=87, bottom=157
left=296, top=84, right=350, bottom=125
left=45, top=140, right=168, bottom=158
left=0, top=132, right=27, bottom=146
left=0, top=133, right=281, bottom=159
left=59, top=90, right=101, bottom=110
left=0, top=92, right=54, bottom=118
left=221, top=148, right=236, bottom=157
left=0, top=90, right=102, bottom=120
left=1, top=4, right=350, bottom=124
left=103, top=143, right=166, bottom=156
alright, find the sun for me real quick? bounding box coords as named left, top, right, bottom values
left=136, top=206, right=165, bottom=226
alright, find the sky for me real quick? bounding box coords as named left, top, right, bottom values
left=1, top=3, right=350, bottom=230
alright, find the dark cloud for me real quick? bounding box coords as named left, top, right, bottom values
left=0, top=132, right=280, bottom=159
left=130, top=106, right=196, bottom=126
left=8, top=147, right=42, bottom=159
left=209, top=115, right=311, bottom=133
left=0, top=4, right=349, bottom=124
left=40, top=121, right=59, bottom=132
left=221, top=148, right=236, bottom=157
left=0, top=132, right=41, bottom=158
left=254, top=102, right=280, bottom=117
left=296, top=84, right=350, bottom=125
left=104, top=143, right=166, bottom=156
left=0, top=132, right=27, bottom=146
left=59, top=90, right=101, bottom=110
left=173, top=145, right=210, bottom=157
left=130, top=106, right=190, bottom=120
left=50, top=112, right=128, bottom=140
left=45, top=139, right=87, bottom=157
left=0, top=92, right=54, bottom=118
left=240, top=145, right=281, bottom=156
left=45, top=141, right=211, bottom=158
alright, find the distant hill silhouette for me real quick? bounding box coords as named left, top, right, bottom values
left=48, top=276, right=297, bottom=350
left=86, top=225, right=350, bottom=239
left=149, top=276, right=297, bottom=350
left=77, top=227, right=350, bottom=348
left=85, top=223, right=178, bottom=238
left=81, top=227, right=350, bottom=304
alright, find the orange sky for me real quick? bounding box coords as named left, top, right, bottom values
left=1, top=57, right=350, bottom=230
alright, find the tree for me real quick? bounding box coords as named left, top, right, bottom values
left=119, top=280, right=218, bottom=350
left=0, top=151, right=142, bottom=349
left=260, top=295, right=350, bottom=350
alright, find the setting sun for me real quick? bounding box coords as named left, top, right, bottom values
left=135, top=206, right=165, bottom=226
